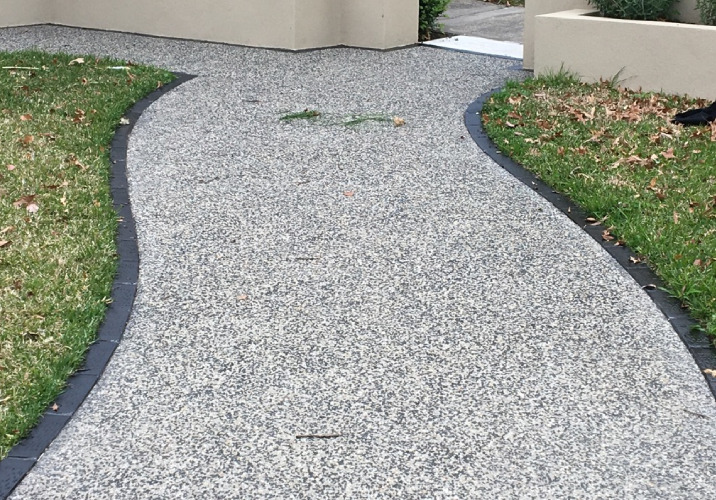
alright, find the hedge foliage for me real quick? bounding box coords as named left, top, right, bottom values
left=588, top=0, right=675, bottom=20
left=419, top=0, right=451, bottom=40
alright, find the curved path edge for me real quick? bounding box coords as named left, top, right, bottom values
left=0, top=72, right=196, bottom=500
left=465, top=89, right=716, bottom=401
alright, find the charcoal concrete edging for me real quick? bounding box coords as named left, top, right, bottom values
left=465, top=89, right=716, bottom=400
left=0, top=72, right=196, bottom=500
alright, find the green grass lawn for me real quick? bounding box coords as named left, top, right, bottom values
left=483, top=73, right=716, bottom=339
left=0, top=50, right=173, bottom=458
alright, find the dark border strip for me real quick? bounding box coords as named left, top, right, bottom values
left=465, top=90, right=716, bottom=401
left=0, top=71, right=196, bottom=500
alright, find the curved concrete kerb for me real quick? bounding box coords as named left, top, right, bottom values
left=464, top=89, right=716, bottom=401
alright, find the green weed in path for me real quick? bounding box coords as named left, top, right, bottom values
left=0, top=50, right=174, bottom=458
left=279, top=109, right=321, bottom=121
left=483, top=74, right=716, bottom=339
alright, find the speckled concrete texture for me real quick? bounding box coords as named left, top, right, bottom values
left=2, top=26, right=716, bottom=499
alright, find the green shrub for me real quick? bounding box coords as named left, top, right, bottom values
left=419, top=0, right=451, bottom=40
left=588, top=0, right=675, bottom=20
left=697, top=0, right=716, bottom=24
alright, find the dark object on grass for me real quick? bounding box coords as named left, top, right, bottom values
left=672, top=101, right=716, bottom=126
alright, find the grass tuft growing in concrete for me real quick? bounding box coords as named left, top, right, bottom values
left=279, top=109, right=321, bottom=121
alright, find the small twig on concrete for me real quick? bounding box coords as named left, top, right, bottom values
left=295, top=433, right=342, bottom=439
left=683, top=409, right=710, bottom=419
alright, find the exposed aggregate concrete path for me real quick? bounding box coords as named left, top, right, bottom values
left=2, top=26, right=716, bottom=498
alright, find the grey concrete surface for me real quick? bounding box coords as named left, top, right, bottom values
left=2, top=25, right=716, bottom=498
left=439, top=0, right=524, bottom=43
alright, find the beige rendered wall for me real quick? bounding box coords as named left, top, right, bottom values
left=294, top=0, right=342, bottom=49
left=342, top=0, right=418, bottom=49
left=524, top=0, right=589, bottom=70
left=1, top=0, right=418, bottom=50
left=524, top=0, right=704, bottom=70
left=0, top=0, right=48, bottom=26
left=50, top=0, right=297, bottom=49
left=534, top=9, right=716, bottom=100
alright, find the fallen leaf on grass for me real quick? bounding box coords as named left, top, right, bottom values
left=73, top=109, right=86, bottom=123
left=20, top=114, right=32, bottom=121
left=13, top=195, right=35, bottom=208
left=660, top=148, right=676, bottom=159
left=673, top=211, right=679, bottom=224
left=6, top=164, right=15, bottom=171
left=19, top=135, right=34, bottom=146
left=602, top=229, right=615, bottom=241
left=0, top=240, right=10, bottom=249
left=68, top=57, right=85, bottom=65
left=508, top=95, right=522, bottom=105
left=26, top=203, right=39, bottom=213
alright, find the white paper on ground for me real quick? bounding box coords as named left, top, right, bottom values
left=422, top=36, right=523, bottom=60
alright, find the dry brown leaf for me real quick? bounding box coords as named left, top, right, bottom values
left=237, top=294, right=248, bottom=301
left=73, top=109, right=86, bottom=123
left=68, top=57, right=85, bottom=65
left=6, top=164, right=15, bottom=171
left=343, top=191, right=355, bottom=197
left=673, top=211, right=679, bottom=224
left=51, top=403, right=59, bottom=411
left=20, top=114, right=32, bottom=121
left=660, top=148, right=676, bottom=159
left=0, top=240, right=10, bottom=249
left=26, top=203, right=39, bottom=213
left=13, top=194, right=35, bottom=208
left=508, top=95, right=522, bottom=105
left=392, top=116, right=405, bottom=127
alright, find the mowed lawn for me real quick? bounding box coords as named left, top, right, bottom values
left=484, top=73, right=716, bottom=340
left=0, top=50, right=173, bottom=458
